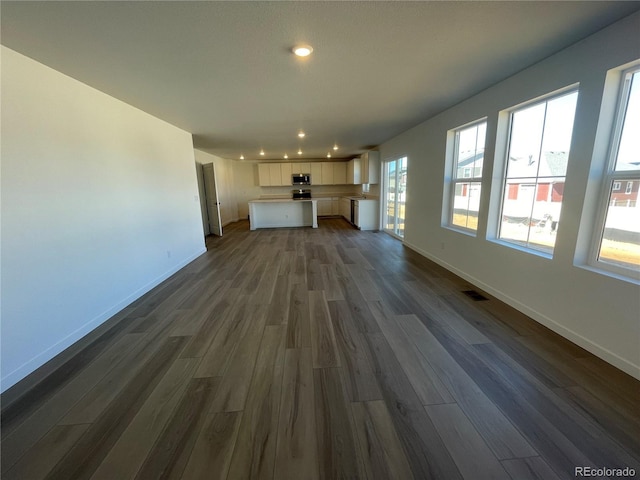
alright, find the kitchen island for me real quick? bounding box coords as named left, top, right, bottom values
left=248, top=198, right=318, bottom=230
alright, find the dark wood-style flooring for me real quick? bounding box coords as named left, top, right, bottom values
left=2, top=218, right=639, bottom=479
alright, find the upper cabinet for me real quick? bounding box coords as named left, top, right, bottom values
left=310, top=163, right=323, bottom=185
left=269, top=163, right=281, bottom=185
left=321, top=163, right=333, bottom=185
left=258, top=161, right=352, bottom=186
left=347, top=157, right=361, bottom=185
left=258, top=163, right=293, bottom=186
left=333, top=162, right=347, bottom=185
left=361, top=150, right=380, bottom=184
left=258, top=164, right=272, bottom=186
left=291, top=162, right=310, bottom=175
left=280, top=163, right=292, bottom=185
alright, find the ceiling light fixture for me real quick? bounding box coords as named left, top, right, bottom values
left=284, top=153, right=288, bottom=159
left=333, top=144, right=339, bottom=151
left=293, top=45, right=313, bottom=57
left=298, top=131, right=306, bottom=138
left=327, top=153, right=332, bottom=158
left=240, top=155, right=244, bottom=160
left=260, top=149, right=265, bottom=156
left=298, top=149, right=303, bottom=155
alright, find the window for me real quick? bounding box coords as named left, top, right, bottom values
left=446, top=120, right=486, bottom=232
left=593, top=67, right=640, bottom=274
left=498, top=89, right=578, bottom=254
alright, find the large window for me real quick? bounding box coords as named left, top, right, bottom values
left=592, top=67, right=640, bottom=275
left=446, top=120, right=486, bottom=233
left=498, top=89, right=578, bottom=254
left=383, top=157, right=407, bottom=238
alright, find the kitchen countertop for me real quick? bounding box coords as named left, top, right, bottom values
left=248, top=198, right=318, bottom=230
left=249, top=198, right=316, bottom=203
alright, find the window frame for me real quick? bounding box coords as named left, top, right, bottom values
left=444, top=118, right=487, bottom=235
left=494, top=87, right=579, bottom=256
left=589, top=65, right=640, bottom=279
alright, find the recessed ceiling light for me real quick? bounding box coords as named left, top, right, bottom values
left=240, top=155, right=244, bottom=160
left=327, top=153, right=332, bottom=158
left=284, top=153, right=288, bottom=159
left=293, top=45, right=313, bottom=57
left=298, top=149, right=303, bottom=155
left=260, top=149, right=265, bottom=156
left=298, top=131, right=306, bottom=138
left=333, top=144, right=339, bottom=151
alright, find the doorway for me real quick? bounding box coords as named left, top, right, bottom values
left=383, top=156, right=407, bottom=238
left=202, top=163, right=223, bottom=237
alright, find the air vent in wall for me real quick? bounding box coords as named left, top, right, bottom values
left=462, top=290, right=489, bottom=301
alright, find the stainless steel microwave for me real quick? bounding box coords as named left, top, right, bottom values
left=292, top=173, right=311, bottom=185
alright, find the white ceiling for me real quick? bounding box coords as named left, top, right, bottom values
left=2, top=1, right=639, bottom=161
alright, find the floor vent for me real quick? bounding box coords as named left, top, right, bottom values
left=462, top=290, right=489, bottom=301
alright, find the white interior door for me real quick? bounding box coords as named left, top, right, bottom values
left=203, top=163, right=223, bottom=236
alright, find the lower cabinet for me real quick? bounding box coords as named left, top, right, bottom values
left=317, top=197, right=343, bottom=216
left=317, top=198, right=332, bottom=216
left=332, top=198, right=339, bottom=215
left=339, top=197, right=351, bottom=219
left=354, top=199, right=379, bottom=230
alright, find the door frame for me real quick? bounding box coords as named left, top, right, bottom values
left=203, top=162, right=223, bottom=237
left=382, top=156, right=407, bottom=239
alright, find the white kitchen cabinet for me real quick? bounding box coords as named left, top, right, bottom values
left=280, top=163, right=292, bottom=186
left=261, top=161, right=350, bottom=186
left=258, top=163, right=293, bottom=186
left=361, top=150, right=380, bottom=185
left=339, top=197, right=351, bottom=219
left=354, top=199, right=379, bottom=230
left=269, top=163, right=282, bottom=186
left=317, top=198, right=332, bottom=216
left=333, top=162, right=347, bottom=185
left=354, top=202, right=360, bottom=226
left=258, top=164, right=271, bottom=186
left=310, top=163, right=323, bottom=185
left=347, top=158, right=361, bottom=184
left=321, top=163, right=333, bottom=185
left=291, top=162, right=310, bottom=174
left=317, top=197, right=341, bottom=216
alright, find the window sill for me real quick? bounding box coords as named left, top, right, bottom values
left=577, top=262, right=640, bottom=285
left=488, top=238, right=554, bottom=260
left=443, top=225, right=477, bottom=238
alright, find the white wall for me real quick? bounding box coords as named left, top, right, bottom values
left=1, top=47, right=206, bottom=392
left=379, top=13, right=640, bottom=378
left=232, top=162, right=263, bottom=219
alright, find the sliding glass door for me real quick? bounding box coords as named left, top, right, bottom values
left=383, top=156, right=407, bottom=238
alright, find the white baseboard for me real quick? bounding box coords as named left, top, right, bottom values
left=403, top=241, right=640, bottom=381
left=1, top=247, right=207, bottom=393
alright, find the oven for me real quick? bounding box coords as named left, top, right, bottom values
left=292, top=189, right=312, bottom=200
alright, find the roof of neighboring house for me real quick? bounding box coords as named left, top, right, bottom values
left=457, top=151, right=484, bottom=168
left=506, top=151, right=569, bottom=178
left=457, top=150, right=570, bottom=178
